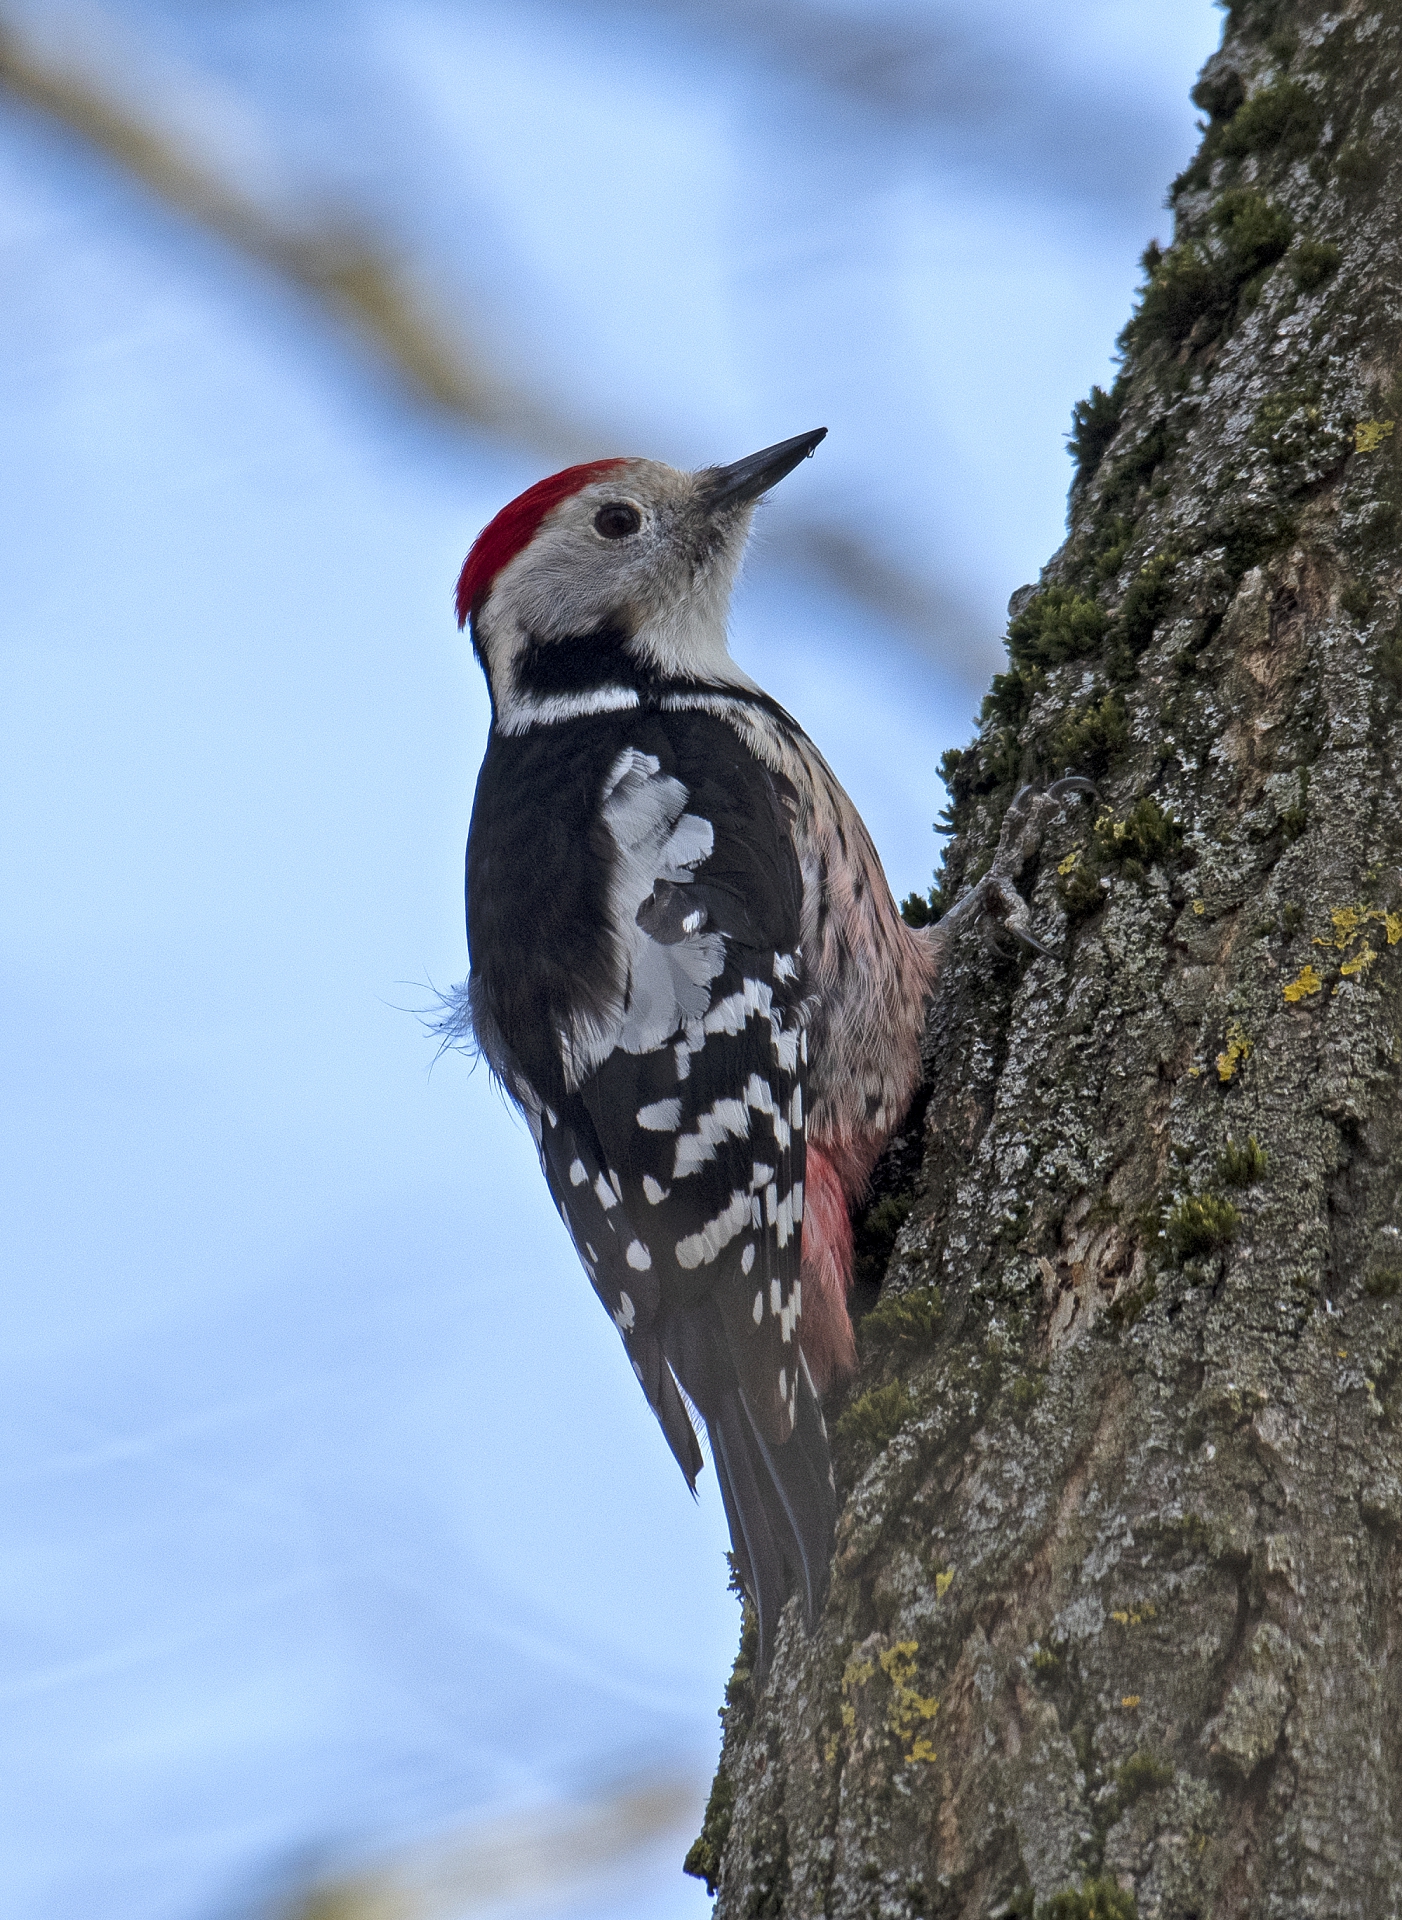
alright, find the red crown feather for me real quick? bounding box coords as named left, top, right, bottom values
left=455, top=459, right=628, bottom=628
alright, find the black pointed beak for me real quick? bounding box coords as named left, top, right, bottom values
left=699, top=428, right=827, bottom=511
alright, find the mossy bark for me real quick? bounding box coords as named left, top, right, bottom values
left=697, top=3, right=1402, bottom=1914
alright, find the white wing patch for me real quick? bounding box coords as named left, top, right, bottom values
left=555, top=749, right=731, bottom=1089
left=675, top=1189, right=752, bottom=1270
left=672, top=1096, right=750, bottom=1178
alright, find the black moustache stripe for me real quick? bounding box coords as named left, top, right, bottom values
left=510, top=626, right=807, bottom=738
left=513, top=623, right=647, bottom=700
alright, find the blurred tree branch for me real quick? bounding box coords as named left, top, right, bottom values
left=0, top=8, right=990, bottom=669
left=0, top=15, right=599, bottom=453
left=279, top=1773, right=701, bottom=1920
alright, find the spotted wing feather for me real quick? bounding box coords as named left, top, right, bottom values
left=467, top=709, right=836, bottom=1661
left=536, top=1100, right=704, bottom=1488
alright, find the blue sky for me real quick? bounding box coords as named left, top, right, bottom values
left=0, top=5, right=1220, bottom=1916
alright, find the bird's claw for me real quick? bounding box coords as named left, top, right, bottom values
left=974, top=875, right=1057, bottom=961
left=995, top=777, right=1099, bottom=871
left=1045, top=776, right=1099, bottom=804
left=932, top=775, right=1097, bottom=965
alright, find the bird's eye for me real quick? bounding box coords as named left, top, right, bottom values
left=594, top=502, right=642, bottom=539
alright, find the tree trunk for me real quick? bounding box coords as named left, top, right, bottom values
left=689, top=3, right=1402, bottom=1914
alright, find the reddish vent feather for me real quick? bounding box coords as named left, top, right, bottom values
left=455, top=459, right=628, bottom=628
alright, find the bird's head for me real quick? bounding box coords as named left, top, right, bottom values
left=457, top=429, right=826, bottom=731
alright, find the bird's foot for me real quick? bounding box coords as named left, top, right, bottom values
left=928, top=777, right=1097, bottom=963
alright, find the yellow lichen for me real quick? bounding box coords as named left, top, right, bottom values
left=1121, top=1694, right=1142, bottom=1709
left=1355, top=418, right=1396, bottom=452
left=1340, top=944, right=1378, bottom=979
left=1057, top=850, right=1080, bottom=877
left=1109, top=1603, right=1157, bottom=1628
left=1298, top=903, right=1402, bottom=993
left=1316, top=904, right=1367, bottom=947
left=1192, top=898, right=1206, bottom=916
left=1283, top=963, right=1323, bottom=1002
left=935, top=1570, right=954, bottom=1598
left=1216, top=1020, right=1253, bottom=1082
left=878, top=1641, right=940, bottom=1763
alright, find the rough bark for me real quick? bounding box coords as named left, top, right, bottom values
left=690, top=3, right=1402, bottom=1914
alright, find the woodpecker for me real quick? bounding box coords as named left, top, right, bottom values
left=446, top=431, right=1087, bottom=1666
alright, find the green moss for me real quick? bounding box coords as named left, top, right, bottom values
left=1217, top=500, right=1297, bottom=577
left=1126, top=190, right=1291, bottom=352
left=1213, top=186, right=1294, bottom=281
left=1053, top=850, right=1103, bottom=922
left=1365, top=1268, right=1402, bottom=1301
left=1216, top=77, right=1323, bottom=162
left=1336, top=141, right=1385, bottom=190
left=1290, top=239, right=1340, bottom=292
left=1126, top=242, right=1226, bottom=349
left=1116, top=1751, right=1174, bottom=1806
left=683, top=1764, right=735, bottom=1894
left=1106, top=1279, right=1159, bottom=1330
left=1160, top=1509, right=1216, bottom=1555
left=852, top=1192, right=917, bottom=1295
left=1056, top=797, right=1181, bottom=922
left=1249, top=386, right=1348, bottom=486
left=1116, top=796, right=1183, bottom=865
left=1117, top=554, right=1176, bottom=653
left=1069, top=378, right=1128, bottom=488
left=1009, top=1371, right=1046, bottom=1409
left=686, top=1599, right=759, bottom=1893
left=860, top=1283, right=943, bottom=1354
left=1098, top=417, right=1172, bottom=518
left=1049, top=692, right=1128, bottom=781
left=1191, top=67, right=1246, bottom=125
left=1039, top=1876, right=1137, bottom=1920
left=1216, top=1135, right=1270, bottom=1187
left=1340, top=581, right=1372, bottom=622
left=836, top=1380, right=915, bottom=1458
left=1030, top=1644, right=1064, bottom=1680
left=1008, top=586, right=1110, bottom=672
left=1163, top=1194, right=1241, bottom=1264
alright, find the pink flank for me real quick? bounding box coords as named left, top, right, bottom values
left=799, top=1143, right=858, bottom=1388
left=455, top=459, right=628, bottom=627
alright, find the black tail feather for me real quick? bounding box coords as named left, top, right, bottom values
left=666, top=1307, right=836, bottom=1672
left=709, top=1394, right=793, bottom=1666
left=655, top=1355, right=705, bottom=1491
left=703, top=1351, right=836, bottom=1672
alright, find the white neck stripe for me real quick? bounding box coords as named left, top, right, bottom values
left=495, top=685, right=642, bottom=735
